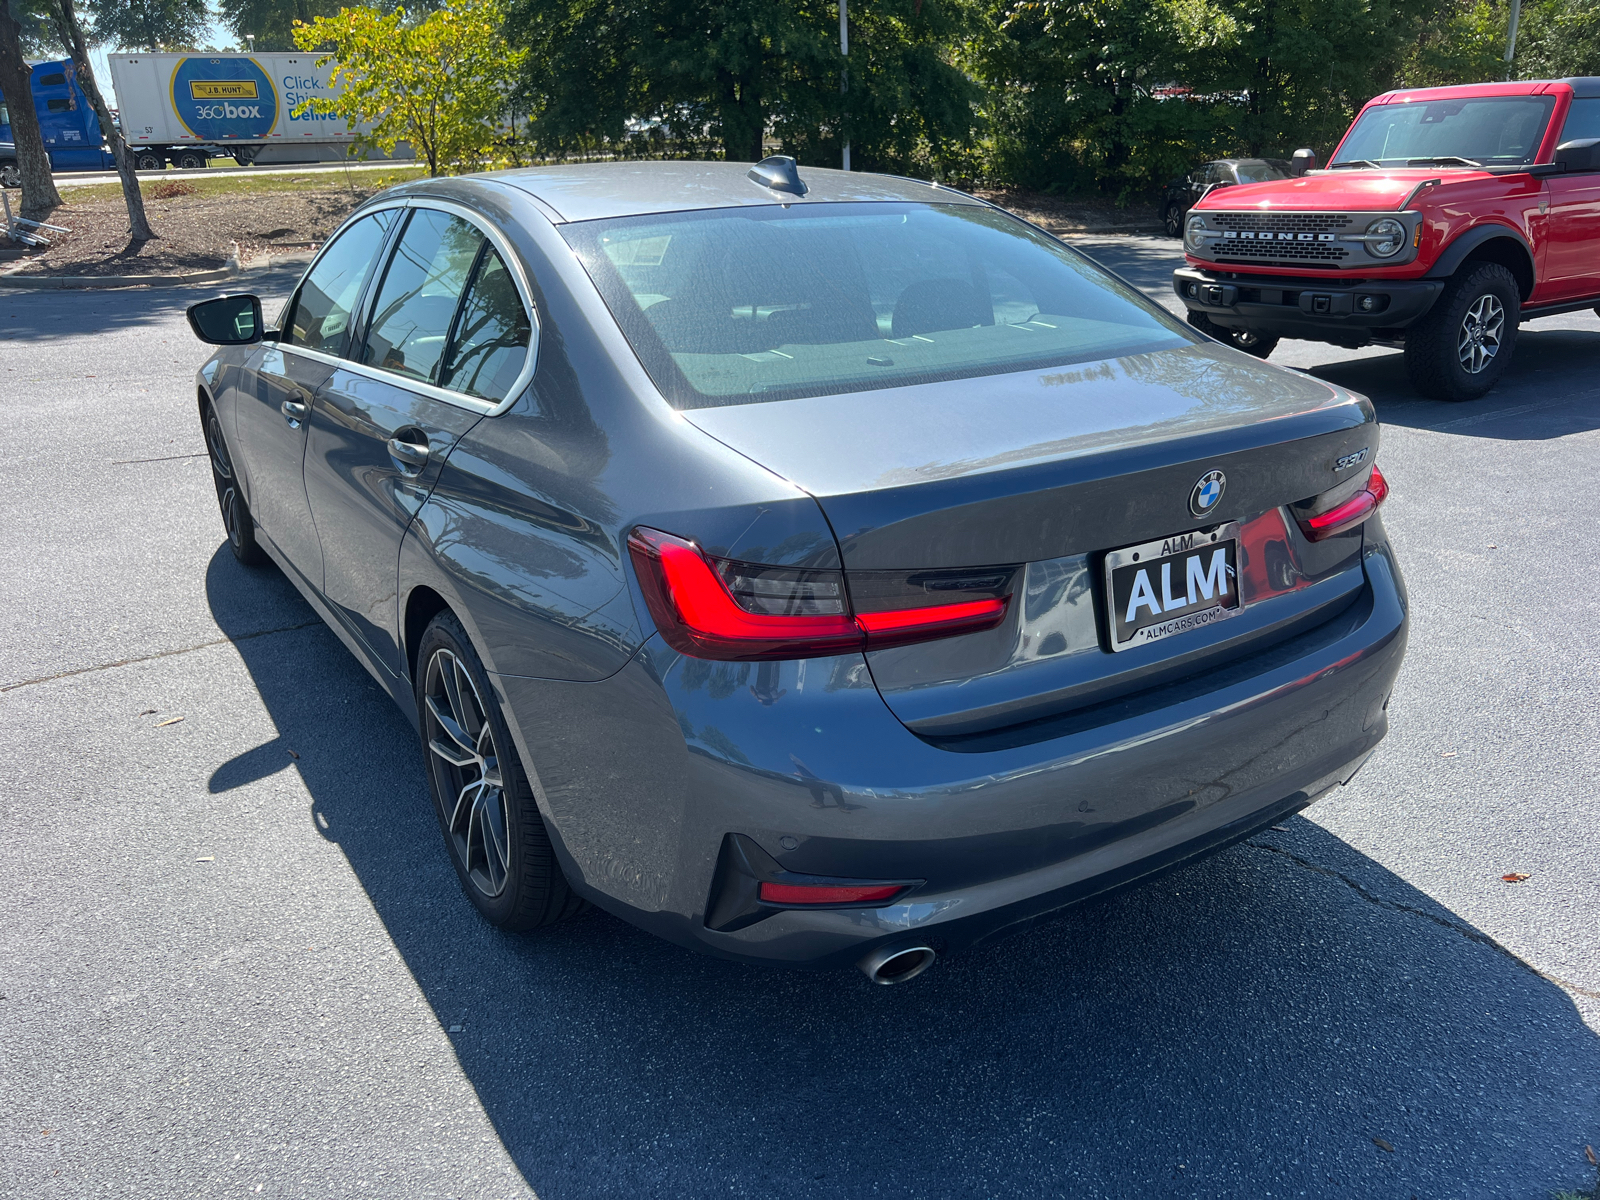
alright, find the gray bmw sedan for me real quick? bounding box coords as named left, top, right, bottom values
left=186, top=159, right=1406, bottom=984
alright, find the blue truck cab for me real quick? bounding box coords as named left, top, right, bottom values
left=0, top=60, right=116, bottom=172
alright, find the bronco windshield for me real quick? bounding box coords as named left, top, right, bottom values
left=1333, top=95, right=1555, bottom=168
left=562, top=203, right=1190, bottom=408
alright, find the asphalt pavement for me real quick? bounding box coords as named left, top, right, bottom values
left=2, top=238, right=1597, bottom=1199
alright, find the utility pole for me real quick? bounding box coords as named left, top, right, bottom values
left=839, top=0, right=849, bottom=171
left=1504, top=0, right=1521, bottom=80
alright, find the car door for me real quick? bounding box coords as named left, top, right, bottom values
left=302, top=203, right=534, bottom=677
left=1543, top=97, right=1600, bottom=302
left=231, top=208, right=399, bottom=588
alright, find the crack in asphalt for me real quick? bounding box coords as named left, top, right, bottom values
left=0, top=620, right=322, bottom=694
left=1247, top=839, right=1600, bottom=1002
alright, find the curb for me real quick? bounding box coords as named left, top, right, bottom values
left=0, top=251, right=315, bottom=290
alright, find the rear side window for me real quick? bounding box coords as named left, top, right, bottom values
left=1561, top=97, right=1600, bottom=144
left=46, top=99, right=71, bottom=112
left=361, top=209, right=484, bottom=385
left=438, top=247, right=532, bottom=402
left=286, top=209, right=397, bottom=355
left=563, top=202, right=1188, bottom=408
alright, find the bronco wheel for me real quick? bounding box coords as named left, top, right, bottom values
left=203, top=402, right=267, bottom=566
left=0, top=163, right=19, bottom=189
left=416, top=612, right=584, bottom=931
left=1187, top=309, right=1280, bottom=359
left=1403, top=262, right=1520, bottom=401
left=1164, top=202, right=1184, bottom=237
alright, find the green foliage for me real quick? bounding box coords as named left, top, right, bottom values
left=504, top=0, right=983, bottom=174
left=292, top=0, right=525, bottom=176
left=6, top=0, right=60, bottom=56
left=1515, top=0, right=1600, bottom=78
left=219, top=0, right=343, bottom=51
left=82, top=0, right=210, bottom=50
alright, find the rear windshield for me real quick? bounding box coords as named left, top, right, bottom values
left=561, top=202, right=1190, bottom=408
left=1235, top=160, right=1291, bottom=183
left=1335, top=95, right=1555, bottom=167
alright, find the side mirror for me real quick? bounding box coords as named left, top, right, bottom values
left=1292, top=148, right=1317, bottom=176
left=187, top=294, right=263, bottom=345
left=1556, top=138, right=1600, bottom=173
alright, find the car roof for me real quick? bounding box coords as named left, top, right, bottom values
left=474, top=160, right=985, bottom=223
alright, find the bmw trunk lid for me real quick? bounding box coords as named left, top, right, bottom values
left=684, top=342, right=1379, bottom=739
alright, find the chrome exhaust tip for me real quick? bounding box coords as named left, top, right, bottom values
left=858, top=944, right=936, bottom=985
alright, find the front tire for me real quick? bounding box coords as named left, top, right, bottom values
left=203, top=402, right=268, bottom=566
left=1187, top=310, right=1280, bottom=359
left=1403, top=262, right=1520, bottom=401
left=416, top=612, right=585, bottom=932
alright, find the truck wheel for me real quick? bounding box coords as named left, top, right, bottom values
left=132, top=150, right=164, bottom=172
left=175, top=150, right=206, bottom=170
left=1164, top=202, right=1184, bottom=238
left=1403, top=262, right=1520, bottom=401
left=1187, top=310, right=1280, bottom=359
left=0, top=163, right=19, bottom=189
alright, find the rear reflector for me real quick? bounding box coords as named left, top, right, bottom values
left=628, top=526, right=1012, bottom=660
left=1299, top=464, right=1389, bottom=542
left=758, top=881, right=907, bottom=905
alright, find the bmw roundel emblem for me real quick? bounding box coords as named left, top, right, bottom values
left=1190, top=470, right=1226, bottom=516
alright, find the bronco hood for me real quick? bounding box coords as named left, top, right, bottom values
left=1197, top=168, right=1492, bottom=213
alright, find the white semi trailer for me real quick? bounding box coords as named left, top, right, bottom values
left=107, top=52, right=407, bottom=168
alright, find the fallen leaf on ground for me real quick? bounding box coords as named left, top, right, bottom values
left=1441, top=751, right=1457, bottom=758
left=155, top=716, right=184, bottom=727
left=1501, top=873, right=1531, bottom=883
left=1585, top=1145, right=1596, bottom=1166
left=137, top=709, right=156, bottom=716
left=286, top=749, right=300, bottom=760
left=195, top=855, right=215, bottom=862
left=1372, top=1137, right=1394, bottom=1153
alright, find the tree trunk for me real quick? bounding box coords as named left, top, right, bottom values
left=718, top=67, right=765, bottom=163
left=51, top=0, right=154, bottom=241
left=0, top=9, right=63, bottom=221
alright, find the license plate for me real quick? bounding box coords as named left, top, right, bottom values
left=1104, top=523, right=1242, bottom=652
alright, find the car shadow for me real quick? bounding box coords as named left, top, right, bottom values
left=202, top=545, right=1600, bottom=1199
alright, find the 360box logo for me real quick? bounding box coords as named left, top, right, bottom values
left=170, top=57, right=277, bottom=140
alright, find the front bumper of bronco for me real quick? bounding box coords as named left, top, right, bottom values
left=1174, top=267, right=1444, bottom=345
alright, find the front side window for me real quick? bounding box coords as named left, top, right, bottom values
left=1561, top=97, right=1600, bottom=144
left=361, top=209, right=485, bottom=385
left=438, top=247, right=533, bottom=402
left=1335, top=96, right=1555, bottom=167
left=563, top=202, right=1188, bottom=408
left=286, top=209, right=397, bottom=355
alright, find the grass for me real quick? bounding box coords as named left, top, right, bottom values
left=59, top=164, right=429, bottom=204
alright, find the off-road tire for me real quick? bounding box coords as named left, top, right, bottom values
left=1403, top=262, right=1520, bottom=401
left=0, top=163, right=19, bottom=189
left=203, top=401, right=268, bottom=566
left=416, top=611, right=586, bottom=932
left=1187, top=309, right=1280, bottom=359
left=1164, top=202, right=1184, bottom=238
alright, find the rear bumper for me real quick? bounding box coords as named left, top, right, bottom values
left=494, top=534, right=1408, bottom=971
left=1174, top=266, right=1443, bottom=342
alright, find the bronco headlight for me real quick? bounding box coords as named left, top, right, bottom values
left=1185, top=214, right=1209, bottom=251
left=1364, top=218, right=1407, bottom=258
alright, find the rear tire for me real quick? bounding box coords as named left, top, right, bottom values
left=1403, top=262, right=1520, bottom=401
left=416, top=611, right=586, bottom=932
left=203, top=401, right=268, bottom=567
left=175, top=150, right=206, bottom=171
left=132, top=150, right=164, bottom=173
left=0, top=163, right=19, bottom=189
left=1164, top=202, right=1184, bottom=237
left=1187, top=310, right=1280, bottom=359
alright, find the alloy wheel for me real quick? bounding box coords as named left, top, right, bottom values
left=205, top=410, right=246, bottom=551
left=1457, top=293, right=1504, bottom=375
left=424, top=648, right=511, bottom=898
left=0, top=164, right=20, bottom=189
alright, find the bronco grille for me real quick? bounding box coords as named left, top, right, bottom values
left=1208, top=212, right=1356, bottom=263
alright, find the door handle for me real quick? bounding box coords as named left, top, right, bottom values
left=387, top=436, right=430, bottom=467
left=281, top=399, right=309, bottom=424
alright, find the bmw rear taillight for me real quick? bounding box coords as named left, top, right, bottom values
left=627, top=527, right=1014, bottom=661
left=1297, top=464, right=1389, bottom=542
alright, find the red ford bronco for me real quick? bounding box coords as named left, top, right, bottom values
left=1174, top=78, right=1600, bottom=400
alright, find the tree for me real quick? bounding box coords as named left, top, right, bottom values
left=83, top=0, right=211, bottom=51
left=219, top=0, right=343, bottom=51
left=50, top=0, right=155, bottom=240
left=6, top=0, right=60, bottom=54
left=0, top=3, right=62, bottom=219
left=506, top=0, right=983, bottom=171
left=292, top=0, right=525, bottom=176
